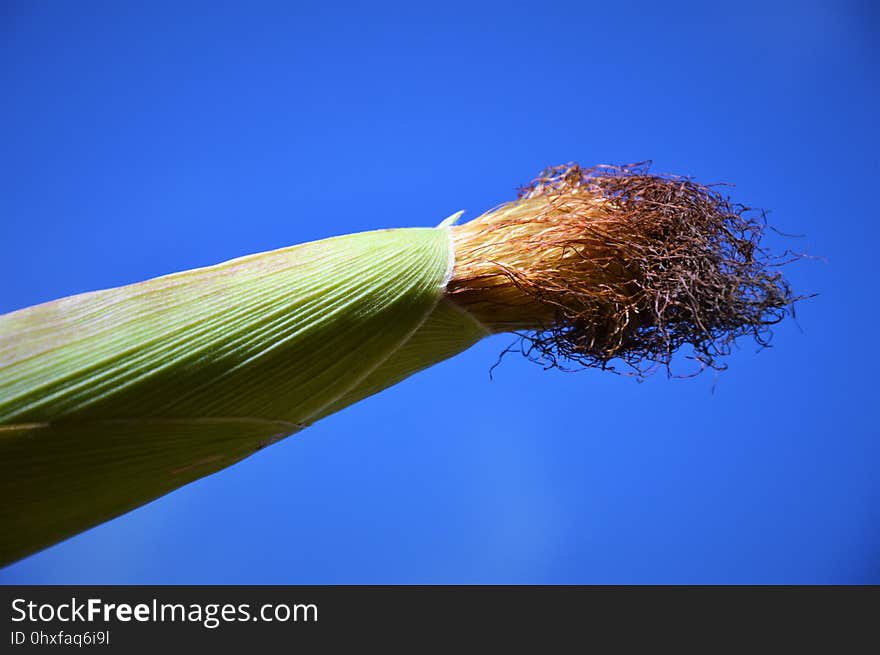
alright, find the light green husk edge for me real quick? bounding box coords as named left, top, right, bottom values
left=0, top=224, right=488, bottom=566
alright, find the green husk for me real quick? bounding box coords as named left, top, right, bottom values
left=0, top=225, right=485, bottom=565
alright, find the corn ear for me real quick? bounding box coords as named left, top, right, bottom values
left=0, top=160, right=800, bottom=566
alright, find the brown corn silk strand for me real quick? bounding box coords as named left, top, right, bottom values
left=447, top=162, right=796, bottom=376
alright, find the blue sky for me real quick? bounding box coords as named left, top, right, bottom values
left=1, top=1, right=877, bottom=583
